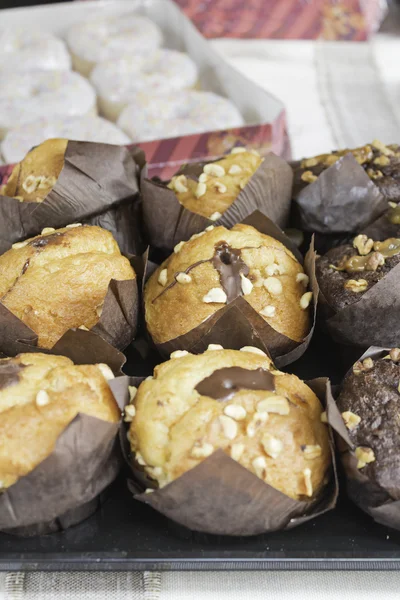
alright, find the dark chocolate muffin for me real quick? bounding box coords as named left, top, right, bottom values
left=337, top=349, right=400, bottom=500
left=293, top=140, right=400, bottom=202
left=316, top=235, right=400, bottom=311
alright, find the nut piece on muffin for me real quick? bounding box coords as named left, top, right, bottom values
left=0, top=352, right=119, bottom=490
left=144, top=223, right=311, bottom=344
left=128, top=347, right=331, bottom=500
left=337, top=348, right=400, bottom=496
left=316, top=234, right=400, bottom=311
left=294, top=140, right=400, bottom=203
left=0, top=224, right=135, bottom=348
left=0, top=138, right=67, bottom=203
left=167, top=147, right=263, bottom=220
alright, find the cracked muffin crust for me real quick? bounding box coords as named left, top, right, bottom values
left=316, top=234, right=400, bottom=311
left=0, top=224, right=135, bottom=348
left=0, top=352, right=119, bottom=490
left=167, top=148, right=263, bottom=220
left=144, top=223, right=311, bottom=344
left=128, top=347, right=331, bottom=500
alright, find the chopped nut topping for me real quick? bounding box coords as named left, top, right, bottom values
left=353, top=234, right=374, bottom=256
left=263, top=277, right=283, bottom=296
left=239, top=180, right=247, bottom=190
left=239, top=346, right=267, bottom=357
left=170, top=350, right=190, bottom=359
left=303, top=468, right=313, bottom=496
left=136, top=452, right=147, bottom=466
left=144, top=488, right=153, bottom=494
left=174, top=241, right=185, bottom=253
left=12, top=241, right=28, bottom=249
left=215, top=181, right=227, bottom=193
left=302, top=157, right=319, bottom=168
left=353, top=357, right=374, bottom=374
left=36, top=390, right=50, bottom=407
left=252, top=456, right=267, bottom=479
left=265, top=263, right=281, bottom=277
left=176, top=272, right=192, bottom=284
left=372, top=139, right=394, bottom=156
left=124, top=404, right=136, bottom=422
left=190, top=231, right=205, bottom=241
left=320, top=411, right=328, bottom=423
left=260, top=305, right=276, bottom=318
left=219, top=415, right=238, bottom=440
left=204, top=164, right=226, bottom=177
left=246, top=411, right=269, bottom=438
left=390, top=348, right=400, bottom=362
left=191, top=442, right=214, bottom=458
left=302, top=445, right=322, bottom=459
left=231, top=147, right=247, bottom=154
left=355, top=446, right=376, bottom=469
left=66, top=223, right=82, bottom=228
left=41, top=227, right=55, bottom=235
left=198, top=173, right=209, bottom=183
left=195, top=182, right=207, bottom=198
left=224, top=404, right=247, bottom=421
left=301, top=170, right=318, bottom=183
left=228, top=164, right=242, bottom=175
left=344, top=279, right=368, bottom=293
left=158, top=268, right=168, bottom=286
left=296, top=273, right=309, bottom=286
left=174, top=174, right=189, bottom=193
left=367, top=168, right=384, bottom=179
left=240, top=273, right=253, bottom=296
left=257, top=396, right=290, bottom=415
left=230, top=443, right=245, bottom=461
left=207, top=344, right=224, bottom=351
left=300, top=291, right=313, bottom=309
left=365, top=251, right=385, bottom=271
left=97, top=363, right=115, bottom=381
left=262, top=434, right=283, bottom=459
left=205, top=225, right=214, bottom=232
left=389, top=201, right=397, bottom=209
left=128, top=386, right=137, bottom=401
left=202, top=287, right=227, bottom=303
left=373, top=155, right=390, bottom=167
left=342, top=411, right=361, bottom=431
left=22, top=175, right=39, bottom=194
left=210, top=211, right=222, bottom=221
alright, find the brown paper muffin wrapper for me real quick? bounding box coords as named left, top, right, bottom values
left=363, top=211, right=400, bottom=242
left=318, top=259, right=400, bottom=349
left=0, top=275, right=139, bottom=355
left=293, top=153, right=387, bottom=234
left=326, top=346, right=400, bottom=531
left=0, top=141, right=144, bottom=256
left=151, top=211, right=318, bottom=368
left=141, top=153, right=293, bottom=252
left=0, top=364, right=132, bottom=536
left=125, top=378, right=337, bottom=536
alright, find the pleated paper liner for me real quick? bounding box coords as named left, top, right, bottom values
left=363, top=210, right=400, bottom=242
left=124, top=378, right=337, bottom=537
left=292, top=153, right=388, bottom=235
left=327, top=346, right=400, bottom=532
left=0, top=340, right=133, bottom=537
left=0, top=273, right=139, bottom=356
left=149, top=211, right=318, bottom=369
left=141, top=152, right=293, bottom=253
left=0, top=141, right=145, bottom=256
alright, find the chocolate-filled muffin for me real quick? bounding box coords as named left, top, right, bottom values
left=337, top=349, right=400, bottom=499
left=167, top=148, right=263, bottom=220
left=316, top=234, right=400, bottom=312
left=293, top=140, right=400, bottom=203
left=129, top=347, right=331, bottom=500
left=145, top=223, right=311, bottom=345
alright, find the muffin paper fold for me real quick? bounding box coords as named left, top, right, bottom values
left=0, top=352, right=132, bottom=536
left=293, top=154, right=387, bottom=234
left=318, top=260, right=400, bottom=349
left=141, top=153, right=293, bottom=252
left=0, top=274, right=139, bottom=355
left=326, top=347, right=400, bottom=531
left=0, top=141, right=144, bottom=256
left=124, top=377, right=337, bottom=536
left=150, top=211, right=318, bottom=368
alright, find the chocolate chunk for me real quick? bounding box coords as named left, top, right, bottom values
left=196, top=367, right=275, bottom=402
left=212, top=242, right=249, bottom=302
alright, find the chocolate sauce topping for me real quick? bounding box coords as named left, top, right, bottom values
left=30, top=232, right=64, bottom=248
left=212, top=242, right=249, bottom=302
left=195, top=367, right=275, bottom=401
left=0, top=361, right=26, bottom=390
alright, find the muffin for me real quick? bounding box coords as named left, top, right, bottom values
left=316, top=234, right=400, bottom=312
left=0, top=224, right=135, bottom=348
left=294, top=140, right=400, bottom=203
left=0, top=352, right=119, bottom=490
left=167, top=149, right=263, bottom=220
left=144, top=223, right=311, bottom=345
left=128, top=347, right=331, bottom=500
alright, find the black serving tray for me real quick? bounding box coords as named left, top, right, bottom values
left=1, top=332, right=400, bottom=571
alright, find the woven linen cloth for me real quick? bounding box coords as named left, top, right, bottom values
left=2, top=25, right=400, bottom=600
